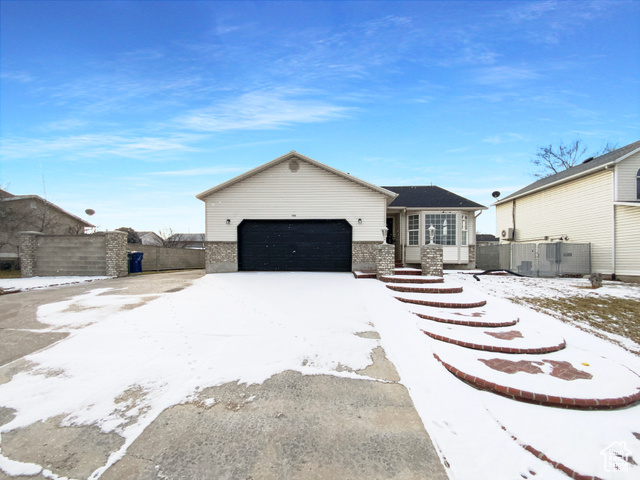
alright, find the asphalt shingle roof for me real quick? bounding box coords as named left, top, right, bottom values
left=382, top=186, right=486, bottom=209
left=497, top=140, right=640, bottom=204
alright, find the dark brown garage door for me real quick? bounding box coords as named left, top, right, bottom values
left=238, top=220, right=352, bottom=272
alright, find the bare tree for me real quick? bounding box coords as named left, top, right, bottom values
left=532, top=140, right=618, bottom=178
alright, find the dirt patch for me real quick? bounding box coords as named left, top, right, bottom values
left=509, top=295, right=640, bottom=355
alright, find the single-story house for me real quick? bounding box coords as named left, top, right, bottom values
left=197, top=151, right=486, bottom=273
left=138, top=231, right=165, bottom=246
left=166, top=233, right=205, bottom=250
left=0, top=188, right=94, bottom=257
left=495, top=140, right=640, bottom=282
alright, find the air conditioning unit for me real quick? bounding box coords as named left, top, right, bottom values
left=501, top=228, right=514, bottom=240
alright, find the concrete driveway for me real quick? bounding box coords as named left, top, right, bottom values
left=0, top=271, right=448, bottom=480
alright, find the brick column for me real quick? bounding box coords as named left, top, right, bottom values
left=19, top=231, right=43, bottom=278
left=105, top=231, right=128, bottom=277
left=375, top=244, right=394, bottom=279
left=205, top=242, right=238, bottom=273
left=421, top=244, right=443, bottom=277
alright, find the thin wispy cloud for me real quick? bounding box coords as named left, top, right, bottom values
left=151, top=166, right=245, bottom=176
left=176, top=88, right=350, bottom=132
left=475, top=65, right=541, bottom=85
left=483, top=133, right=529, bottom=145
left=1, top=70, right=33, bottom=82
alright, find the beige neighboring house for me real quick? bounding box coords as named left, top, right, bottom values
left=197, top=151, right=485, bottom=273
left=495, top=140, right=640, bottom=282
left=0, top=188, right=94, bottom=256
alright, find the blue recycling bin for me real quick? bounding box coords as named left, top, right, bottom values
left=129, top=251, right=144, bottom=273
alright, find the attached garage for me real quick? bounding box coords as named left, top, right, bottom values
left=238, top=220, right=352, bottom=272
left=197, top=151, right=398, bottom=273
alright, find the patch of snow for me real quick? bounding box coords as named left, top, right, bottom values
left=0, top=276, right=110, bottom=292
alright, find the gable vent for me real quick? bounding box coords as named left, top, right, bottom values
left=289, top=160, right=300, bottom=172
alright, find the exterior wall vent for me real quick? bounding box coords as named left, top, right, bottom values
left=289, top=160, right=300, bottom=172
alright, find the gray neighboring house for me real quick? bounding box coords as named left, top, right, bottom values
left=0, top=188, right=94, bottom=259
left=138, top=231, right=165, bottom=246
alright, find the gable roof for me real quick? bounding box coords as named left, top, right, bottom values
left=382, top=185, right=486, bottom=210
left=196, top=151, right=398, bottom=202
left=0, top=192, right=94, bottom=227
left=496, top=140, right=640, bottom=205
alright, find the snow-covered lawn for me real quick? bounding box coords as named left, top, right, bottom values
left=0, top=276, right=110, bottom=293
left=0, top=272, right=639, bottom=479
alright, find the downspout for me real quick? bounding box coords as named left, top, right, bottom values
left=609, top=165, right=616, bottom=279
left=402, top=208, right=407, bottom=266
left=512, top=199, right=516, bottom=240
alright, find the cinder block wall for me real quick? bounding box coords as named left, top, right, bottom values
left=20, top=231, right=128, bottom=277
left=135, top=245, right=205, bottom=271
left=36, top=234, right=107, bottom=276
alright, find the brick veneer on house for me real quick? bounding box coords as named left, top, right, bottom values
left=421, top=244, right=443, bottom=277
left=205, top=241, right=238, bottom=273
left=352, top=241, right=379, bottom=271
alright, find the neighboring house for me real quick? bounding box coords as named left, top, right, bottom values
left=495, top=140, right=640, bottom=282
left=138, top=231, right=165, bottom=246
left=167, top=233, right=205, bottom=249
left=197, top=151, right=486, bottom=273
left=476, top=233, right=500, bottom=245
left=0, top=188, right=94, bottom=255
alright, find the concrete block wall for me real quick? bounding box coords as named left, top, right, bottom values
left=468, top=245, right=476, bottom=269
left=136, top=245, right=205, bottom=271
left=19, top=231, right=129, bottom=278
left=352, top=241, right=379, bottom=271
left=421, top=244, right=443, bottom=277
left=205, top=242, right=238, bottom=273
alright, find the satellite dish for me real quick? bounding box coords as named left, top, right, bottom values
left=85, top=209, right=95, bottom=216
left=491, top=191, right=501, bottom=198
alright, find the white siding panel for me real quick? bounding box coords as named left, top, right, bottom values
left=496, top=202, right=514, bottom=241
left=615, top=205, right=640, bottom=276
left=204, top=160, right=387, bottom=242
left=615, top=152, right=640, bottom=201
left=504, top=170, right=614, bottom=273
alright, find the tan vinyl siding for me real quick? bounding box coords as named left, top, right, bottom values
left=615, top=205, right=640, bottom=276
left=615, top=152, right=640, bottom=201
left=203, top=159, right=387, bottom=242
left=498, top=169, right=614, bottom=273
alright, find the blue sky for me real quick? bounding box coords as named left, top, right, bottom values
left=1, top=0, right=639, bottom=235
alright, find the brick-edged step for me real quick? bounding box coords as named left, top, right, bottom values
left=421, top=321, right=566, bottom=354
left=394, top=292, right=487, bottom=309
left=409, top=303, right=519, bottom=327
left=352, top=271, right=376, bottom=279
left=433, top=345, right=640, bottom=410
left=385, top=283, right=463, bottom=294
left=380, top=275, right=444, bottom=284
left=394, top=267, right=422, bottom=276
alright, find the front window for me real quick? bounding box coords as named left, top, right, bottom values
left=408, top=214, right=419, bottom=246
left=425, top=213, right=456, bottom=245
left=461, top=214, right=468, bottom=246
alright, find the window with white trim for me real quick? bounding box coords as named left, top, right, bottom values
left=408, top=214, right=419, bottom=245
left=461, top=214, right=468, bottom=246
left=425, top=213, right=456, bottom=245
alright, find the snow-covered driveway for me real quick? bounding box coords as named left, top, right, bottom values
left=1, top=271, right=639, bottom=479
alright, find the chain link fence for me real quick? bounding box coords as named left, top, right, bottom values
left=476, top=243, right=591, bottom=277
